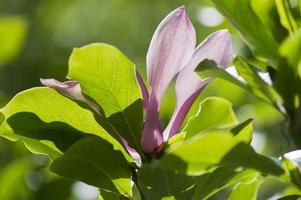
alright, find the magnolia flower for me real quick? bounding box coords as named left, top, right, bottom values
left=141, top=6, right=232, bottom=153
left=41, top=6, right=232, bottom=159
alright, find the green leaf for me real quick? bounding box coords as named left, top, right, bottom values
left=137, top=164, right=195, bottom=200
left=221, top=143, right=284, bottom=175
left=184, top=97, right=238, bottom=138
left=227, top=177, right=262, bottom=200
left=159, top=131, right=237, bottom=175
left=68, top=43, right=143, bottom=153
left=196, top=59, right=248, bottom=91
left=234, top=56, right=280, bottom=105
left=1, top=133, right=61, bottom=160
left=0, top=15, right=28, bottom=64
left=191, top=167, right=259, bottom=200
left=0, top=87, right=131, bottom=162
left=275, top=0, right=298, bottom=34
left=51, top=136, right=133, bottom=197
left=281, top=157, right=301, bottom=188
left=212, top=0, right=279, bottom=66
left=159, top=131, right=284, bottom=176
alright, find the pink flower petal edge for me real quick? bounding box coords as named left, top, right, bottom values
left=142, top=6, right=196, bottom=153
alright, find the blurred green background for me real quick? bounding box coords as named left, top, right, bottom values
left=0, top=0, right=291, bottom=199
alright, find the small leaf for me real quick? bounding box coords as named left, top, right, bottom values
left=184, top=97, right=238, bottom=138
left=68, top=43, right=143, bottom=153
left=51, top=136, right=133, bottom=197
left=275, top=0, right=298, bottom=34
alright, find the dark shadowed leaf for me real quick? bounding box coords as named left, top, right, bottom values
left=137, top=164, right=195, bottom=200
left=51, top=136, right=133, bottom=197
left=191, top=167, right=259, bottom=200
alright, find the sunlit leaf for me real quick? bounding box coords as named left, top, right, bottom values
left=68, top=43, right=143, bottom=153
left=227, top=177, right=262, bottom=200
left=0, top=87, right=131, bottom=161
left=184, top=97, right=238, bottom=138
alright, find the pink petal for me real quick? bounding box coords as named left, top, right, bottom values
left=40, top=78, right=100, bottom=113
left=163, top=30, right=233, bottom=140
left=135, top=70, right=149, bottom=110
left=120, top=137, right=141, bottom=164
left=142, top=6, right=196, bottom=153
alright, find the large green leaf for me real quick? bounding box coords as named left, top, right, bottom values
left=227, top=177, right=262, bottom=200
left=212, top=0, right=279, bottom=66
left=275, top=0, right=298, bottom=33
left=51, top=136, right=133, bottom=198
left=68, top=43, right=143, bottom=153
left=184, top=97, right=238, bottom=138
left=191, top=167, right=259, bottom=200
left=159, top=131, right=284, bottom=176
left=137, top=164, right=195, bottom=200
left=0, top=87, right=131, bottom=161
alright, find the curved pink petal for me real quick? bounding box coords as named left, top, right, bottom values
left=40, top=78, right=100, bottom=113
left=163, top=30, right=233, bottom=140
left=135, top=70, right=149, bottom=110
left=120, top=137, right=141, bottom=164
left=142, top=6, right=196, bottom=153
